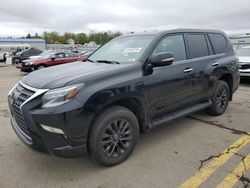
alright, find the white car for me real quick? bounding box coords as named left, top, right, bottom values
left=0, top=52, right=7, bottom=62
left=237, top=47, right=250, bottom=77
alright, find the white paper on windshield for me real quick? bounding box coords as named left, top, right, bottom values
left=123, top=48, right=142, bottom=53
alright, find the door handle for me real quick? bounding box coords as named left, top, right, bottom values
left=183, top=68, right=193, bottom=73
left=212, top=62, right=220, bottom=66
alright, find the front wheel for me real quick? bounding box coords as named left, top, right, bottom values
left=206, top=80, right=230, bottom=116
left=3, top=54, right=6, bottom=62
left=12, top=57, right=20, bottom=64
left=37, top=65, right=46, bottom=70
left=88, top=106, right=139, bottom=166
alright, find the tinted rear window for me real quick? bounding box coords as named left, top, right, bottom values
left=187, top=34, right=209, bottom=59
left=208, top=33, right=227, bottom=54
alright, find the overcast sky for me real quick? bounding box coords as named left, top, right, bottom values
left=0, top=0, right=250, bottom=36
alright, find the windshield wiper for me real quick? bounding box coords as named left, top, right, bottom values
left=87, top=58, right=97, bottom=63
left=96, top=60, right=120, bottom=64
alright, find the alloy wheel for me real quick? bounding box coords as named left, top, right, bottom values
left=101, top=119, right=132, bottom=158
left=216, top=87, right=228, bottom=110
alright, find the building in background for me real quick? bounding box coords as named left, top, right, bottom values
left=67, top=39, right=75, bottom=45
left=229, top=34, right=250, bottom=49
left=0, top=38, right=46, bottom=51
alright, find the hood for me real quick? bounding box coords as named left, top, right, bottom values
left=29, top=55, right=42, bottom=60
left=23, top=56, right=42, bottom=63
left=239, top=56, right=250, bottom=64
left=22, top=61, right=130, bottom=89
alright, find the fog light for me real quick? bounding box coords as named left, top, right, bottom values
left=41, top=124, right=64, bottom=134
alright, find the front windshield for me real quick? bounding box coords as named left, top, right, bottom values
left=237, top=48, right=250, bottom=56
left=89, top=35, right=154, bottom=63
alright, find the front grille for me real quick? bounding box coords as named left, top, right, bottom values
left=239, top=63, right=250, bottom=70
left=9, top=83, right=35, bottom=136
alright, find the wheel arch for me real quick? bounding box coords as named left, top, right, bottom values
left=35, top=64, right=47, bottom=69
left=107, top=97, right=146, bottom=133
left=88, top=96, right=147, bottom=134
left=218, top=73, right=233, bottom=100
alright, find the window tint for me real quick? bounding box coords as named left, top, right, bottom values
left=55, top=53, right=65, bottom=58
left=208, top=33, right=227, bottom=54
left=187, top=34, right=209, bottom=58
left=154, top=35, right=186, bottom=62
left=65, top=52, right=76, bottom=58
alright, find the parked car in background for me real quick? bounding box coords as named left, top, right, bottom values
left=236, top=47, right=250, bottom=77
left=12, top=47, right=42, bottom=64
left=8, top=29, right=239, bottom=166
left=0, top=51, right=7, bottom=62
left=18, top=50, right=87, bottom=72
left=79, top=51, right=93, bottom=57
left=23, top=50, right=54, bottom=61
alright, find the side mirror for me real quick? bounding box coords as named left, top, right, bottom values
left=150, top=52, right=174, bottom=67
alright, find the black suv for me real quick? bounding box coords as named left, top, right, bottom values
left=12, top=47, right=42, bottom=64
left=8, top=29, right=240, bottom=166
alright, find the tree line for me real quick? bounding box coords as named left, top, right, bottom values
left=26, top=31, right=122, bottom=45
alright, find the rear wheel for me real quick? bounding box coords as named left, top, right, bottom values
left=206, top=80, right=230, bottom=116
left=88, top=106, right=139, bottom=166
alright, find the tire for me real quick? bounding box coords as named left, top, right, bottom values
left=37, top=65, right=46, bottom=70
left=15, top=58, right=20, bottom=64
left=3, top=54, right=6, bottom=62
left=206, top=80, right=230, bottom=116
left=88, top=105, right=139, bottom=166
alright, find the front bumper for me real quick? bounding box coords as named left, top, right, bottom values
left=239, top=69, right=250, bottom=77
left=8, top=81, right=90, bottom=158
left=11, top=115, right=87, bottom=157
left=18, top=64, right=34, bottom=72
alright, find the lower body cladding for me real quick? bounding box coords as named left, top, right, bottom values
left=16, top=64, right=34, bottom=72
left=8, top=96, right=95, bottom=158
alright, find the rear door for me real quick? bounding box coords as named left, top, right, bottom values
left=185, top=33, right=230, bottom=102
left=184, top=33, right=212, bottom=102
left=64, top=52, right=78, bottom=63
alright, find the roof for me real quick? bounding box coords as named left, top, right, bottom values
left=0, top=38, right=46, bottom=43
left=120, top=28, right=225, bottom=38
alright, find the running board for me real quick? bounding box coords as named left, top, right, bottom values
left=150, top=101, right=212, bottom=128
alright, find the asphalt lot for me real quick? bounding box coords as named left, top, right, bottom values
left=0, top=65, right=249, bottom=188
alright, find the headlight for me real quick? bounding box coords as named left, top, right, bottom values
left=41, top=83, right=84, bottom=108
left=25, top=62, right=33, bottom=65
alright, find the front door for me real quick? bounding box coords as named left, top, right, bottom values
left=144, top=34, right=199, bottom=119
left=52, top=53, right=66, bottom=66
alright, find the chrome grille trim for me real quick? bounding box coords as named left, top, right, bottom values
left=18, top=81, right=49, bottom=111
left=9, top=81, right=49, bottom=138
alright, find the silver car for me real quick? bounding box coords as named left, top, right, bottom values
left=237, top=47, right=250, bottom=77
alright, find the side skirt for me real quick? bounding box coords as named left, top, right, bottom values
left=148, top=100, right=212, bottom=130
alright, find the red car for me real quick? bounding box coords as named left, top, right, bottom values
left=18, top=51, right=87, bottom=72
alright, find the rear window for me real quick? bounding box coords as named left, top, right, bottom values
left=208, top=33, right=227, bottom=54
left=187, top=34, right=209, bottom=59
left=65, top=52, right=76, bottom=58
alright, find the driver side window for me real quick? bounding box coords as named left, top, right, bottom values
left=154, top=35, right=186, bottom=62
left=55, top=53, right=65, bottom=58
